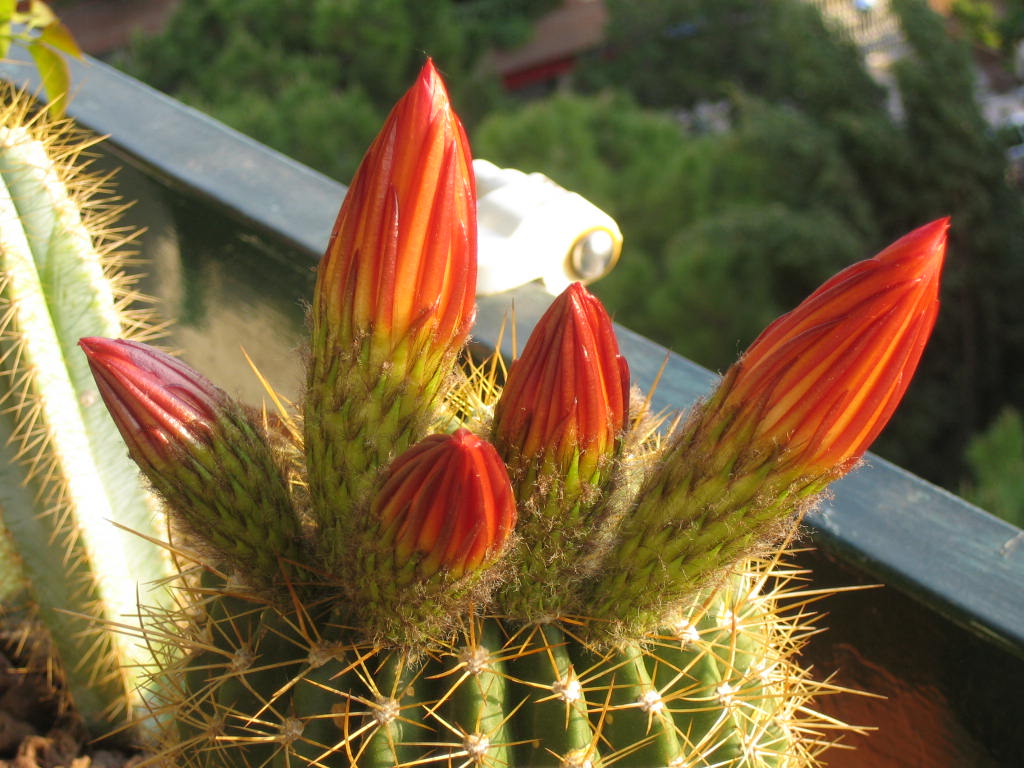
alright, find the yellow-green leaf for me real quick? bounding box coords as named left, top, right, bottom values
left=37, top=20, right=81, bottom=59
left=0, top=0, right=13, bottom=59
left=27, top=0, right=57, bottom=28
left=26, top=40, right=70, bottom=118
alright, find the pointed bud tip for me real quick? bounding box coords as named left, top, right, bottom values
left=78, top=335, right=104, bottom=354
left=419, top=57, right=441, bottom=84
left=876, top=216, right=948, bottom=278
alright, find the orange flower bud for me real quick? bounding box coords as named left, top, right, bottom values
left=586, top=220, right=948, bottom=635
left=304, top=61, right=476, bottom=566
left=373, top=429, right=516, bottom=580
left=722, top=217, right=948, bottom=474
left=312, top=58, right=476, bottom=369
left=493, top=282, right=629, bottom=480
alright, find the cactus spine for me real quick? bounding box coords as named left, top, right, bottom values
left=0, top=86, right=172, bottom=737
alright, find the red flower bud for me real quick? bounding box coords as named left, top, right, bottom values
left=80, top=336, right=304, bottom=584
left=78, top=337, right=224, bottom=469
left=312, top=58, right=476, bottom=369
left=722, top=218, right=947, bottom=474
left=493, top=282, right=629, bottom=479
left=373, top=429, right=516, bottom=580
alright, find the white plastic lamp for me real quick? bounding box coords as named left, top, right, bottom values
left=473, top=159, right=623, bottom=296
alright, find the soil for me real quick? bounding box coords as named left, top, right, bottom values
left=0, top=648, right=143, bottom=768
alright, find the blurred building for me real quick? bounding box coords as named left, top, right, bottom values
left=488, top=0, right=609, bottom=92
left=488, top=0, right=961, bottom=95
left=58, top=0, right=182, bottom=56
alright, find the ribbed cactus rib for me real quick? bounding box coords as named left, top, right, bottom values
left=0, top=102, right=172, bottom=735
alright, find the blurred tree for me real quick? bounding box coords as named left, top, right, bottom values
left=475, top=92, right=874, bottom=370
left=951, top=0, right=1003, bottom=52
left=1002, top=0, right=1024, bottom=59
left=577, top=0, right=886, bottom=118
left=117, top=0, right=559, bottom=181
left=961, top=407, right=1024, bottom=528
left=869, top=0, right=1024, bottom=479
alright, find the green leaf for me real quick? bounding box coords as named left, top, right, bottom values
left=38, top=20, right=82, bottom=59
left=0, top=0, right=13, bottom=59
left=26, top=40, right=70, bottom=118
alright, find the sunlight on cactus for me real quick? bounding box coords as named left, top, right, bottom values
left=78, top=60, right=947, bottom=766
left=0, top=85, right=172, bottom=738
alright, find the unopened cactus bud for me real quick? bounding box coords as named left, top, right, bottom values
left=588, top=219, right=948, bottom=636
left=719, top=217, right=947, bottom=475
left=493, top=281, right=628, bottom=485
left=376, top=429, right=515, bottom=580
left=79, top=337, right=304, bottom=585
left=492, top=282, right=629, bottom=619
left=354, top=429, right=515, bottom=642
left=311, top=59, right=476, bottom=372
left=78, top=337, right=223, bottom=470
left=305, top=60, right=477, bottom=567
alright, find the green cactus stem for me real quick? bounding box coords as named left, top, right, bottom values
left=0, top=87, right=173, bottom=738
left=140, top=547, right=846, bottom=768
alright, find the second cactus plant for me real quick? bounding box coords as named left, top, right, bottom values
left=0, top=85, right=173, bottom=738
left=80, top=60, right=947, bottom=766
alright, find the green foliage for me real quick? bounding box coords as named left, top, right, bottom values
left=0, top=0, right=82, bottom=116
left=474, top=93, right=874, bottom=368
left=1002, top=0, right=1024, bottom=57
left=116, top=0, right=559, bottom=181
left=962, top=407, right=1024, bottom=528
left=577, top=0, right=885, bottom=117
left=952, top=0, right=1003, bottom=51
left=868, top=0, right=1024, bottom=481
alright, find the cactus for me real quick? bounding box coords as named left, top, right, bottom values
left=0, top=86, right=173, bottom=738
left=80, top=61, right=946, bottom=765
